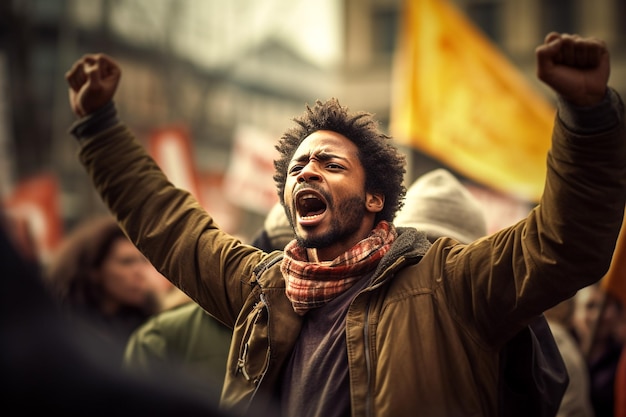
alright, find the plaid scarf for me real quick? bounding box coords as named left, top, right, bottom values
left=281, top=221, right=397, bottom=315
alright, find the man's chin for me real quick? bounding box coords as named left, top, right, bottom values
left=296, top=234, right=331, bottom=249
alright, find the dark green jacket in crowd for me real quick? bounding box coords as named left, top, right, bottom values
left=71, top=89, right=626, bottom=417
left=123, top=302, right=232, bottom=403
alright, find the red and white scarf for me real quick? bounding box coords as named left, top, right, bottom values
left=281, top=221, right=397, bottom=315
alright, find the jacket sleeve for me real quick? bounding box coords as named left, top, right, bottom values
left=71, top=102, right=268, bottom=327
left=443, top=89, right=626, bottom=346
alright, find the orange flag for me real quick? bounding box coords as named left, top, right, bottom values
left=3, top=172, right=63, bottom=263
left=390, top=0, right=555, bottom=202
left=601, top=209, right=626, bottom=307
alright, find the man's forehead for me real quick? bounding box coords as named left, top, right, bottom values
left=295, top=130, right=355, bottom=154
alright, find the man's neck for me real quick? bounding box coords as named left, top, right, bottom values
left=306, top=248, right=320, bottom=263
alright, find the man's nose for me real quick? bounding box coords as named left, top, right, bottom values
left=297, top=164, right=321, bottom=183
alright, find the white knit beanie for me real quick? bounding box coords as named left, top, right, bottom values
left=395, top=168, right=488, bottom=244
left=264, top=202, right=295, bottom=249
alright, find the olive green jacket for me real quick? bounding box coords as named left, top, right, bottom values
left=123, top=302, right=233, bottom=404
left=75, top=91, right=626, bottom=417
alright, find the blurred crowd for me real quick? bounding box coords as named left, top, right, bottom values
left=2, top=167, right=625, bottom=416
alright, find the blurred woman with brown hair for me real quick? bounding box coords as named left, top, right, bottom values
left=44, top=215, right=159, bottom=363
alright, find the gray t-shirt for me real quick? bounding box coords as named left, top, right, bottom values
left=280, top=273, right=373, bottom=417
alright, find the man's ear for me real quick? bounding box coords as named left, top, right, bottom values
left=366, top=193, right=384, bottom=213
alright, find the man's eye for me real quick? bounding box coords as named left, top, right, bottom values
left=289, top=165, right=303, bottom=174
left=327, top=163, right=344, bottom=170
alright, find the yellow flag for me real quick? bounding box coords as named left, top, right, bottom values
left=390, top=0, right=555, bottom=202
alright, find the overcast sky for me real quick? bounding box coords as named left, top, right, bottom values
left=73, top=0, right=342, bottom=69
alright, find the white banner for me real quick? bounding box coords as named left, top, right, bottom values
left=148, top=125, right=201, bottom=202
left=224, top=125, right=279, bottom=214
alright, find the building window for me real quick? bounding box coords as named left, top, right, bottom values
left=540, top=0, right=578, bottom=35
left=617, top=0, right=626, bottom=43
left=372, top=7, right=399, bottom=57
left=466, top=1, right=501, bottom=42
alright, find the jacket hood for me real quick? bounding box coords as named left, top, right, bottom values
left=371, top=226, right=432, bottom=282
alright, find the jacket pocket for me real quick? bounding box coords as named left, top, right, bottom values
left=236, top=297, right=270, bottom=385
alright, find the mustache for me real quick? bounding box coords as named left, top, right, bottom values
left=293, top=184, right=332, bottom=204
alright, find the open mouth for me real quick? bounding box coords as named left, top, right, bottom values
left=295, top=189, right=327, bottom=220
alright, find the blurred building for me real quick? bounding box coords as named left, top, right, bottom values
left=1, top=0, right=625, bottom=260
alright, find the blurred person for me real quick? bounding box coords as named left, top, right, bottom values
left=249, top=201, right=297, bottom=252
left=123, top=301, right=232, bottom=403
left=44, top=215, right=160, bottom=364
left=396, top=168, right=572, bottom=417
left=572, top=283, right=625, bottom=417
left=123, top=201, right=295, bottom=403
left=64, top=32, right=626, bottom=417
left=545, top=297, right=595, bottom=417
left=393, top=168, right=488, bottom=244
left=0, top=207, right=246, bottom=416
left=144, top=264, right=193, bottom=311
left=616, top=345, right=626, bottom=417
left=600, top=213, right=626, bottom=417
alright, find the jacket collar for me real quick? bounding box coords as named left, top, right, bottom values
left=370, top=226, right=432, bottom=285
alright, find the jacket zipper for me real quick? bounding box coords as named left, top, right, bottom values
left=361, top=257, right=411, bottom=417
left=245, top=291, right=271, bottom=409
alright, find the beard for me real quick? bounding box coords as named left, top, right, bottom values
left=295, top=194, right=367, bottom=250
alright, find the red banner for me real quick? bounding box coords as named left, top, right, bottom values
left=3, top=172, right=62, bottom=263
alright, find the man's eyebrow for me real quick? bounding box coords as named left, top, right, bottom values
left=291, top=150, right=348, bottom=164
